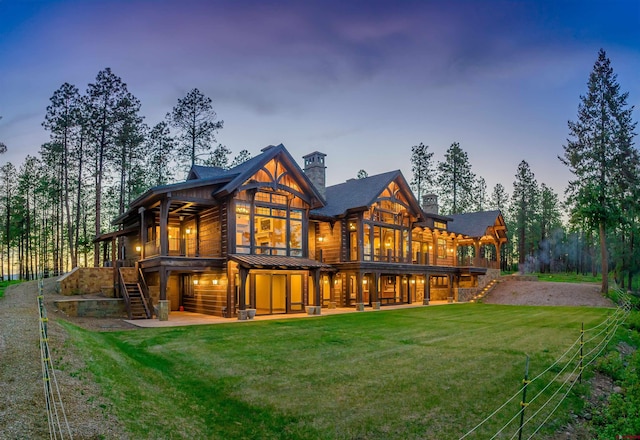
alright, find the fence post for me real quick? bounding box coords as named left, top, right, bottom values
left=517, top=355, right=530, bottom=440
left=579, top=322, right=584, bottom=384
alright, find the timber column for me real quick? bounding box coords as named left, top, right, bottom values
left=424, top=274, right=430, bottom=305
left=355, top=272, right=364, bottom=311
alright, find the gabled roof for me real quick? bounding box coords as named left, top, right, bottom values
left=310, top=170, right=423, bottom=219
left=448, top=210, right=505, bottom=238
left=113, top=143, right=325, bottom=226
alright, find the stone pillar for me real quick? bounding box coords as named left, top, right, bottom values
left=157, top=299, right=169, bottom=321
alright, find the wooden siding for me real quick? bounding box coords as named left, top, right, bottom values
left=316, top=221, right=341, bottom=263
left=199, top=206, right=222, bottom=257
left=183, top=272, right=228, bottom=316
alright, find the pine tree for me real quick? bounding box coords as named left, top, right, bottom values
left=230, top=149, right=251, bottom=168
left=168, top=88, right=223, bottom=169
left=510, top=160, right=538, bottom=268
left=560, top=49, right=638, bottom=293
left=146, top=122, right=176, bottom=186
left=410, top=142, right=434, bottom=202
left=436, top=142, right=475, bottom=214
left=86, top=68, right=131, bottom=266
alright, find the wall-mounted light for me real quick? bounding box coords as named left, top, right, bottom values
left=193, top=279, right=199, bottom=285
left=212, top=278, right=218, bottom=285
left=317, top=236, right=324, bottom=242
left=410, top=279, right=415, bottom=284
left=362, top=278, right=368, bottom=285
left=135, top=245, right=141, bottom=253
left=186, top=228, right=191, bottom=235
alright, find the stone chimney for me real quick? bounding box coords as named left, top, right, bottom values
left=422, top=194, right=439, bottom=215
left=302, top=151, right=326, bottom=198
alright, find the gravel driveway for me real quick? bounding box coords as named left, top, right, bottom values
left=0, top=279, right=127, bottom=439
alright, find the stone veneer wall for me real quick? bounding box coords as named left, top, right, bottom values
left=457, top=268, right=502, bottom=302
left=57, top=267, right=115, bottom=296
left=54, top=298, right=126, bottom=318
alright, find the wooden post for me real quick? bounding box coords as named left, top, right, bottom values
left=424, top=273, right=430, bottom=305
left=356, top=272, right=364, bottom=311
left=139, top=207, right=147, bottom=260
left=518, top=355, right=530, bottom=440
left=159, top=197, right=170, bottom=256
left=238, top=266, right=249, bottom=320
left=372, top=272, right=380, bottom=309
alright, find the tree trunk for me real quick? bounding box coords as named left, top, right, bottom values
left=599, top=222, right=608, bottom=293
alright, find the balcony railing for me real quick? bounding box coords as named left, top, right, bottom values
left=142, top=238, right=217, bottom=258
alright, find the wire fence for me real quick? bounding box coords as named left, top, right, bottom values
left=38, top=279, right=73, bottom=440
left=459, top=289, right=633, bottom=439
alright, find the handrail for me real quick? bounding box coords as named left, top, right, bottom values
left=138, top=267, right=153, bottom=318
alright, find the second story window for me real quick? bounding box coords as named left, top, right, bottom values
left=234, top=192, right=305, bottom=256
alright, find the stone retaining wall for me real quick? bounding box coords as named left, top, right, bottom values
left=57, top=267, right=115, bottom=296
left=54, top=298, right=126, bottom=318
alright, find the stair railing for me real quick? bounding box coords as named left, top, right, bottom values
left=138, top=267, right=153, bottom=319
left=118, top=268, right=133, bottom=319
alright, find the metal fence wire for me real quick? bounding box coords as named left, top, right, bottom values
left=459, top=289, right=633, bottom=439
left=38, top=279, right=73, bottom=440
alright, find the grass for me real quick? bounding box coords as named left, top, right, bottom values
left=61, top=303, right=614, bottom=439
left=531, top=272, right=601, bottom=284
left=0, top=280, right=21, bottom=298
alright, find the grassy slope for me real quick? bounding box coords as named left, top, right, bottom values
left=0, top=280, right=20, bottom=298
left=62, top=304, right=612, bottom=439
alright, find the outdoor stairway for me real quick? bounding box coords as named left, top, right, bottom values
left=122, top=282, right=151, bottom=319
left=119, top=266, right=153, bottom=320
left=470, top=278, right=500, bottom=303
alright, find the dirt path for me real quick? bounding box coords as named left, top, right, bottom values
left=483, top=279, right=615, bottom=307
left=0, top=279, right=128, bottom=439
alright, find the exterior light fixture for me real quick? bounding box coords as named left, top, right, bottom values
left=193, top=279, right=199, bottom=285
left=135, top=245, right=141, bottom=253
left=186, top=228, right=191, bottom=234
left=363, top=278, right=368, bottom=285
left=318, top=236, right=324, bottom=242
left=411, top=279, right=415, bottom=284
left=212, top=278, right=218, bottom=285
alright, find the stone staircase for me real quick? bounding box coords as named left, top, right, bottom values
left=469, top=278, right=500, bottom=303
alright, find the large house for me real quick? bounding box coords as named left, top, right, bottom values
left=100, top=144, right=506, bottom=320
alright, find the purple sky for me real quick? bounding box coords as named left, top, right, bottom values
left=1, top=0, right=639, bottom=201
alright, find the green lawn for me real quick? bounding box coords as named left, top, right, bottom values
left=530, top=272, right=602, bottom=284
left=61, top=304, right=613, bottom=439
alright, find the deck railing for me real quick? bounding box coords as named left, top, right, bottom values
left=143, top=238, right=216, bottom=258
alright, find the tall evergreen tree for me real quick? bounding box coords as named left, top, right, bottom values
left=510, top=160, right=538, bottom=267
left=168, top=88, right=223, bottom=169
left=86, top=68, right=131, bottom=266
left=0, top=163, right=17, bottom=279
left=43, top=82, right=81, bottom=268
left=436, top=142, right=475, bottom=214
left=410, top=142, right=434, bottom=203
left=146, top=121, right=176, bottom=186
left=489, top=183, right=509, bottom=212
left=560, top=49, right=638, bottom=293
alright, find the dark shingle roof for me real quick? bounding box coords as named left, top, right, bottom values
left=448, top=210, right=502, bottom=237
left=311, top=170, right=401, bottom=217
